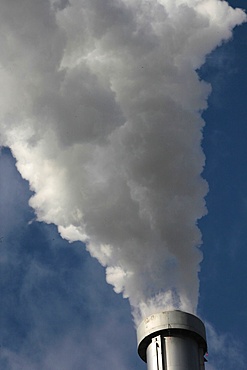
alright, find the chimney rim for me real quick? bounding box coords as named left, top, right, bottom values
left=136, top=310, right=207, bottom=362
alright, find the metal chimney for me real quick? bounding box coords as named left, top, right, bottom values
left=137, top=310, right=207, bottom=370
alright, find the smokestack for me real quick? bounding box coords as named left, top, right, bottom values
left=137, top=310, right=207, bottom=370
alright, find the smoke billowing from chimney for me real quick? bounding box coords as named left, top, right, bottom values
left=0, top=0, right=245, bottom=324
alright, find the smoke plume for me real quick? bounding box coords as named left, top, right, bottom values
left=0, top=0, right=245, bottom=324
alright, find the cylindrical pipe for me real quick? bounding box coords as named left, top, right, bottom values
left=137, top=311, right=207, bottom=370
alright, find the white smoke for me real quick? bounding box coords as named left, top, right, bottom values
left=0, top=0, right=245, bottom=324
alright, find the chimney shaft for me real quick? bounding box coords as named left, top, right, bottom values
left=137, top=311, right=207, bottom=370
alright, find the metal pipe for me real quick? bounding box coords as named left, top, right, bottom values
left=137, top=310, right=207, bottom=370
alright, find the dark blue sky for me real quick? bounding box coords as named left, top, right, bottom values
left=1, top=1, right=247, bottom=370
left=198, top=1, right=247, bottom=367
left=199, top=0, right=247, bottom=327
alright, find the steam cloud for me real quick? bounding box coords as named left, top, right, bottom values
left=0, top=0, right=245, bottom=324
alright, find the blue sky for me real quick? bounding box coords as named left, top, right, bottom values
left=198, top=1, right=247, bottom=365
left=0, top=1, right=247, bottom=369
left=0, top=147, right=140, bottom=369
left=199, top=0, right=247, bottom=334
